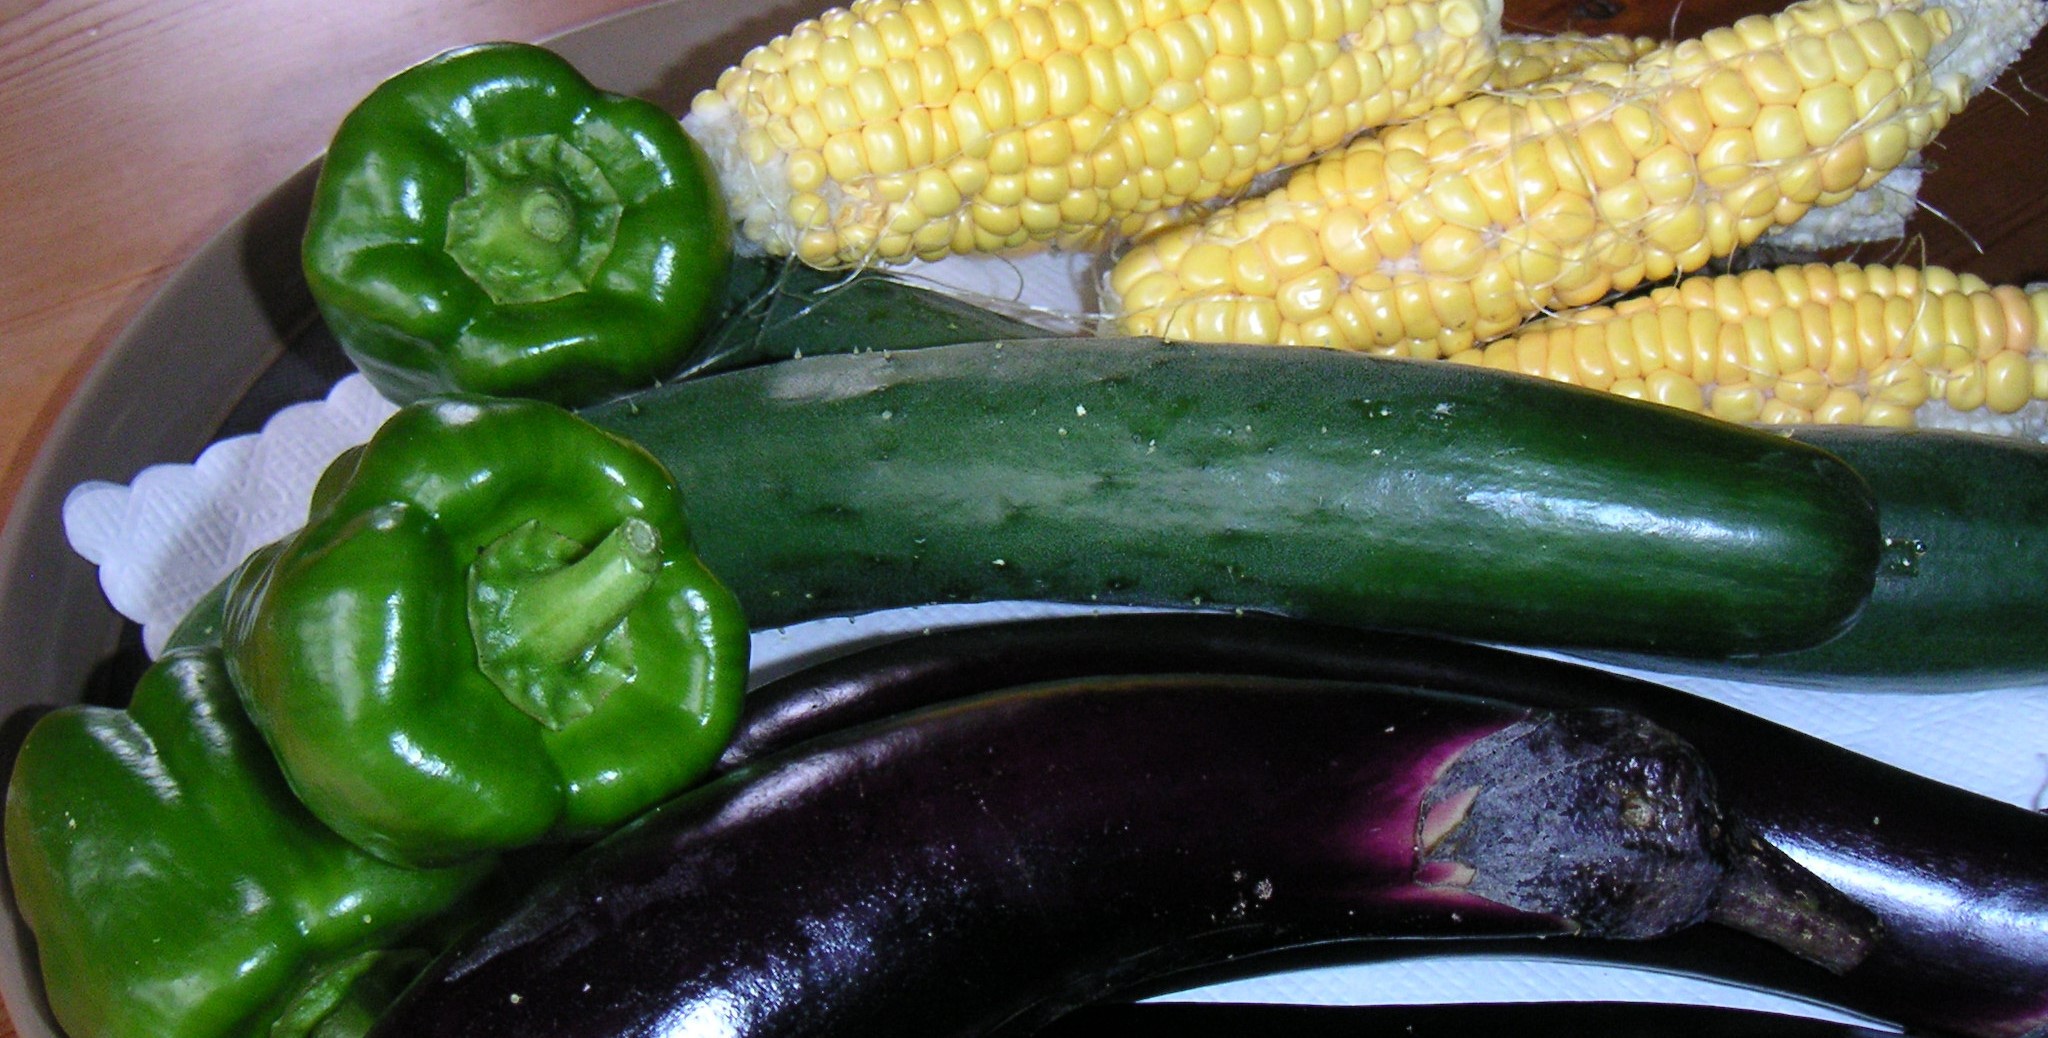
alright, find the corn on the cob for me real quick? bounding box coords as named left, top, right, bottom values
left=1451, top=263, right=2048, bottom=433
left=1492, top=30, right=1915, bottom=269
left=1109, top=0, right=1971, bottom=354
left=685, top=0, right=1505, bottom=268
left=1486, top=32, right=1661, bottom=90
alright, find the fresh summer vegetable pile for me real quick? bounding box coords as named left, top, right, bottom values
left=7, top=0, right=2048, bottom=1035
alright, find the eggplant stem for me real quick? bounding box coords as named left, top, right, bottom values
left=1707, top=820, right=1882, bottom=975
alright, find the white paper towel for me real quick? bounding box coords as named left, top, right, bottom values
left=57, top=258, right=2048, bottom=1026
left=63, top=375, right=401, bottom=655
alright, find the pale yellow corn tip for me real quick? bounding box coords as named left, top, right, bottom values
left=1463, top=264, right=2048, bottom=432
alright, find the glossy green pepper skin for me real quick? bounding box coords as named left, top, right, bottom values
left=302, top=42, right=732, bottom=408
left=221, top=396, right=749, bottom=868
left=3, top=646, right=493, bottom=1038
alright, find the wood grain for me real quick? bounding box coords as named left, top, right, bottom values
left=0, top=0, right=2042, bottom=1034
left=0, top=0, right=657, bottom=538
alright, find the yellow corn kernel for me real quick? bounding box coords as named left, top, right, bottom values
left=1418, top=225, right=1488, bottom=278
left=1797, top=82, right=1859, bottom=145
left=1985, top=351, right=2034, bottom=414
left=1645, top=369, right=1707, bottom=412
left=1658, top=86, right=1718, bottom=153
left=1753, top=105, right=1811, bottom=162
left=1721, top=318, right=1771, bottom=388
left=1537, top=328, right=1582, bottom=384
left=1968, top=290, right=2009, bottom=360
left=1759, top=399, right=1815, bottom=425
left=1944, top=359, right=1989, bottom=412
left=1487, top=32, right=1661, bottom=90
left=1277, top=267, right=1342, bottom=323
left=1430, top=277, right=1481, bottom=338
left=1736, top=52, right=1800, bottom=106
left=1813, top=387, right=1865, bottom=424
left=1628, top=306, right=1681, bottom=380
left=1869, top=358, right=1931, bottom=408
left=1470, top=264, right=1527, bottom=330
left=1994, top=284, right=2039, bottom=349
left=1109, top=0, right=1964, bottom=355
left=691, top=0, right=1502, bottom=267
left=1771, top=368, right=1828, bottom=410
left=1235, top=298, right=1282, bottom=342
left=1711, top=382, right=1768, bottom=422
left=1699, top=67, right=1761, bottom=128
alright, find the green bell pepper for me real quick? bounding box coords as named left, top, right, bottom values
left=302, top=42, right=731, bottom=408
left=3, top=646, right=493, bottom=1038
left=220, top=395, right=749, bottom=868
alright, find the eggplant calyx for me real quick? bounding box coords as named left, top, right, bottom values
left=1415, top=707, right=1879, bottom=972
left=1416, top=708, right=1726, bottom=940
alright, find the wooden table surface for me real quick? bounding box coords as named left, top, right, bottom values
left=0, top=0, right=2041, bottom=1033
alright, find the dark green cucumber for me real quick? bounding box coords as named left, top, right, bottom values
left=583, top=337, right=1880, bottom=658
left=1598, top=425, right=2048, bottom=690
left=682, top=254, right=1056, bottom=378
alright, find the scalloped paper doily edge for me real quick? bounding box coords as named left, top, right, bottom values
left=62, top=374, right=398, bottom=655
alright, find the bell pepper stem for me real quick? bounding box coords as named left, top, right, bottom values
left=521, top=188, right=574, bottom=243
left=489, top=517, right=663, bottom=668
left=470, top=516, right=671, bottom=729
left=445, top=136, right=622, bottom=306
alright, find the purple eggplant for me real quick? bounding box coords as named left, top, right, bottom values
left=714, top=613, right=2048, bottom=1037
left=369, top=674, right=1861, bottom=1038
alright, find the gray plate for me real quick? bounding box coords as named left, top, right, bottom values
left=0, top=1, right=829, bottom=1032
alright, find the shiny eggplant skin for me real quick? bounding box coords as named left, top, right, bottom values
left=1037, top=1001, right=1901, bottom=1038
left=372, top=676, right=1756, bottom=1038
left=714, top=613, right=2048, bottom=1038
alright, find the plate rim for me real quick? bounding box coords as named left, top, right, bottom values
left=0, top=0, right=805, bottom=1031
